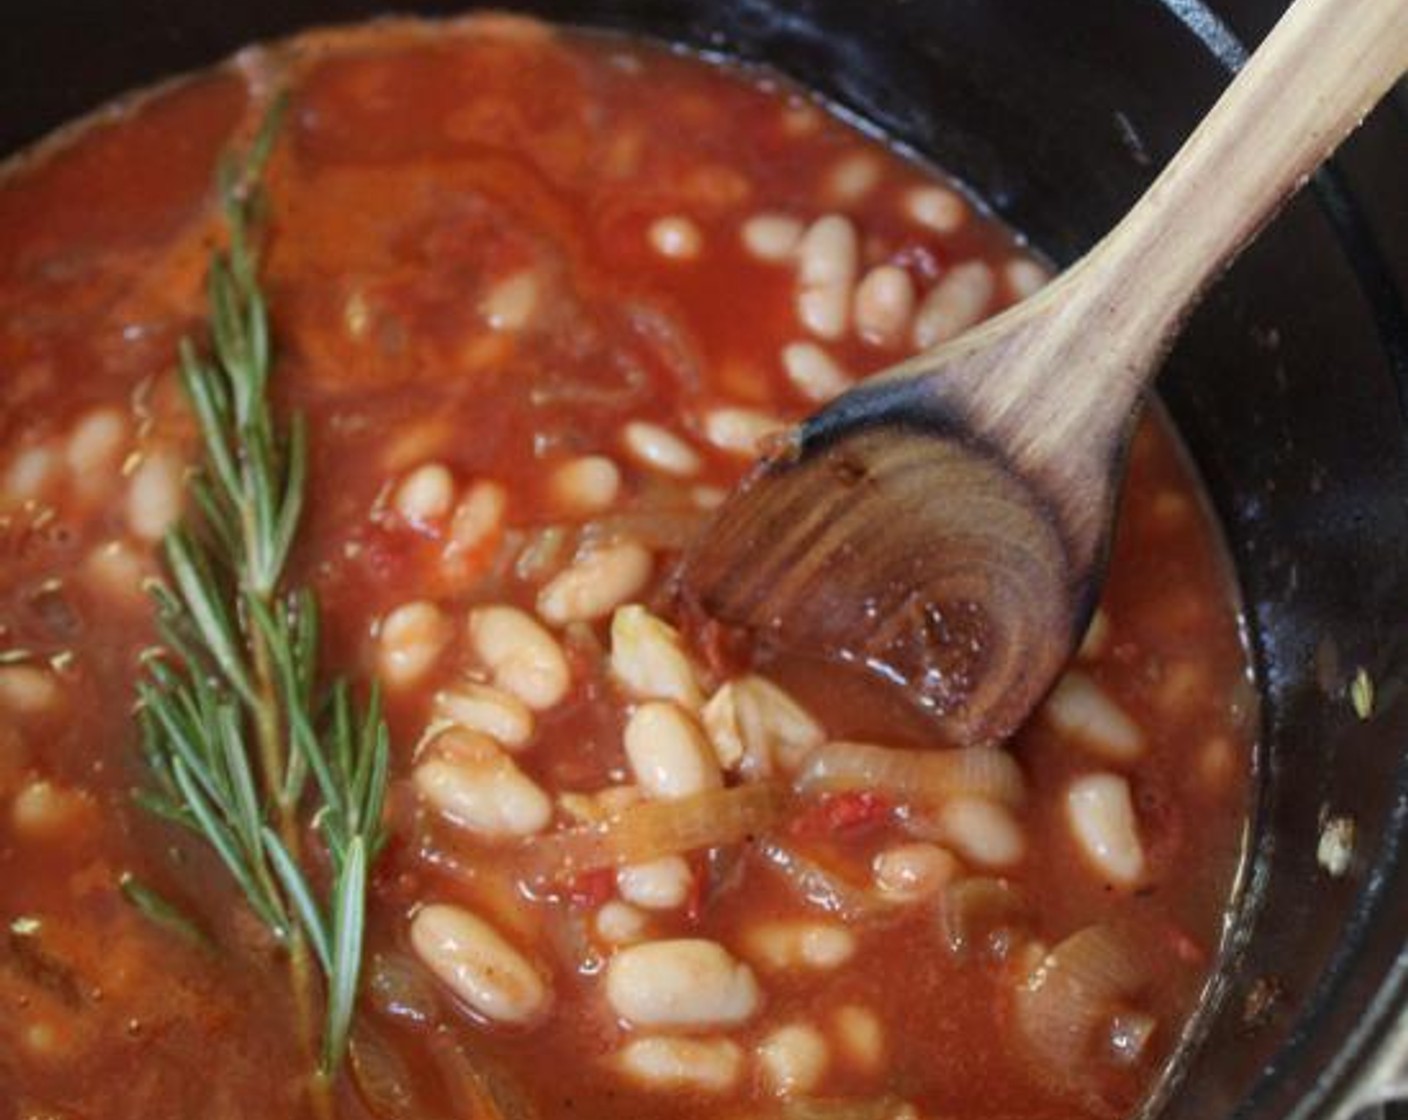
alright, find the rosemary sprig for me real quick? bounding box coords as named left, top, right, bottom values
left=134, top=98, right=389, bottom=1076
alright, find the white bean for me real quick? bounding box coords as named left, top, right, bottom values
left=3, top=443, right=60, bottom=504
left=1044, top=670, right=1144, bottom=761
left=831, top=1004, right=885, bottom=1072
left=0, top=664, right=63, bottom=717
left=537, top=539, right=652, bottom=625
left=937, top=797, right=1025, bottom=867
left=81, top=539, right=150, bottom=609
left=758, top=1023, right=830, bottom=1096
left=614, top=1036, right=742, bottom=1092
left=605, top=939, right=759, bottom=1028
left=796, top=215, right=858, bottom=340
left=410, top=903, right=551, bottom=1026
left=595, top=900, right=649, bottom=945
left=126, top=450, right=185, bottom=542
left=393, top=463, right=456, bottom=525
left=826, top=152, right=883, bottom=204
left=648, top=216, right=703, bottom=261
left=376, top=601, right=452, bottom=689
left=702, top=675, right=824, bottom=776
left=1005, top=257, right=1051, bottom=300
left=11, top=779, right=90, bottom=840
left=742, top=213, right=805, bottom=262
left=469, top=605, right=571, bottom=710
left=66, top=408, right=129, bottom=491
left=434, top=681, right=534, bottom=749
left=912, top=261, right=995, bottom=349
left=617, top=856, right=692, bottom=911
left=872, top=842, right=961, bottom=900
left=624, top=701, right=722, bottom=800
left=446, top=480, right=507, bottom=558
left=903, top=184, right=967, bottom=233
left=415, top=732, right=552, bottom=838
left=700, top=406, right=786, bottom=458
left=549, top=455, right=622, bottom=515
left=609, top=605, right=704, bottom=711
left=853, top=265, right=916, bottom=348
left=480, top=269, right=541, bottom=332
left=743, top=920, right=856, bottom=972
left=621, top=421, right=702, bottom=478
left=1065, top=773, right=1147, bottom=887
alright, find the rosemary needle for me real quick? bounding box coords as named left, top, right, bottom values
left=133, top=96, right=389, bottom=1075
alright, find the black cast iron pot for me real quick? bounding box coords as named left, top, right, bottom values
left=6, top=2, right=1407, bottom=1117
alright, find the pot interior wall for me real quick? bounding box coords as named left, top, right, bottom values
left=7, top=1, right=1408, bottom=1116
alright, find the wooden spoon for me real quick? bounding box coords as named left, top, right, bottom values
left=681, top=0, right=1408, bottom=746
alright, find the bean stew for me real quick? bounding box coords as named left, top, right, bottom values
left=0, top=15, right=1254, bottom=1120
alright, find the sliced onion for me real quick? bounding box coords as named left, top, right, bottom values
left=939, top=876, right=1029, bottom=957
left=366, top=951, right=442, bottom=1027
left=349, top=1020, right=426, bottom=1120
left=777, top=1098, right=909, bottom=1120
left=581, top=508, right=704, bottom=551
left=431, top=1033, right=539, bottom=1120
left=756, top=840, right=895, bottom=920
left=1013, top=924, right=1147, bottom=1071
left=796, top=741, right=1025, bottom=808
left=517, top=783, right=783, bottom=886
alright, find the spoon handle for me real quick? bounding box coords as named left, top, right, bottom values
left=956, top=0, right=1408, bottom=467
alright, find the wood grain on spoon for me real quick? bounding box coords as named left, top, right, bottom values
left=681, top=0, right=1408, bottom=746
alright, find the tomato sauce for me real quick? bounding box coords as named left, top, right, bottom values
left=0, top=16, right=1252, bottom=1120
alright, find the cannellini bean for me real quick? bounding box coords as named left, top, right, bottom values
left=82, top=539, right=150, bottom=607
left=614, top=1036, right=742, bottom=1092
left=912, top=261, right=995, bottom=349
left=434, top=680, right=534, bottom=749
left=617, top=856, right=692, bottom=911
left=781, top=341, right=852, bottom=403
left=758, top=1023, right=830, bottom=1096
left=853, top=265, right=916, bottom=348
left=1005, top=257, right=1051, bottom=300
left=393, top=463, right=455, bottom=525
left=692, top=485, right=727, bottom=509
left=701, top=406, right=786, bottom=457
left=560, top=783, right=644, bottom=824
left=3, top=443, right=60, bottom=503
left=609, top=605, right=704, bottom=711
left=796, top=215, right=858, bottom=340
left=1044, top=670, right=1144, bottom=761
left=648, top=216, right=703, bottom=260
left=904, top=184, right=967, bottom=233
left=624, top=701, right=722, bottom=800
left=621, top=421, right=702, bottom=478
left=11, top=779, right=91, bottom=840
left=469, top=605, right=571, bottom=710
left=826, top=152, right=883, bottom=204
left=0, top=664, right=63, bottom=716
left=595, top=901, right=649, bottom=945
left=376, top=601, right=452, bottom=689
left=66, top=408, right=129, bottom=487
left=743, top=920, right=856, bottom=972
left=480, top=269, right=541, bottom=332
left=410, top=903, right=551, bottom=1026
left=126, top=450, right=185, bottom=542
left=414, top=732, right=552, bottom=838
left=872, top=842, right=961, bottom=900
left=446, top=480, right=507, bottom=557
left=549, top=455, right=622, bottom=515
left=703, top=675, right=824, bottom=776
left=1065, top=773, right=1146, bottom=886
left=831, top=1004, right=885, bottom=1072
left=742, top=213, right=805, bottom=262
left=937, top=797, right=1025, bottom=867
left=537, top=539, right=652, bottom=625
left=605, top=939, right=759, bottom=1027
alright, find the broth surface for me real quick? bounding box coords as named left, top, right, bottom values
left=0, top=16, right=1252, bottom=1120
